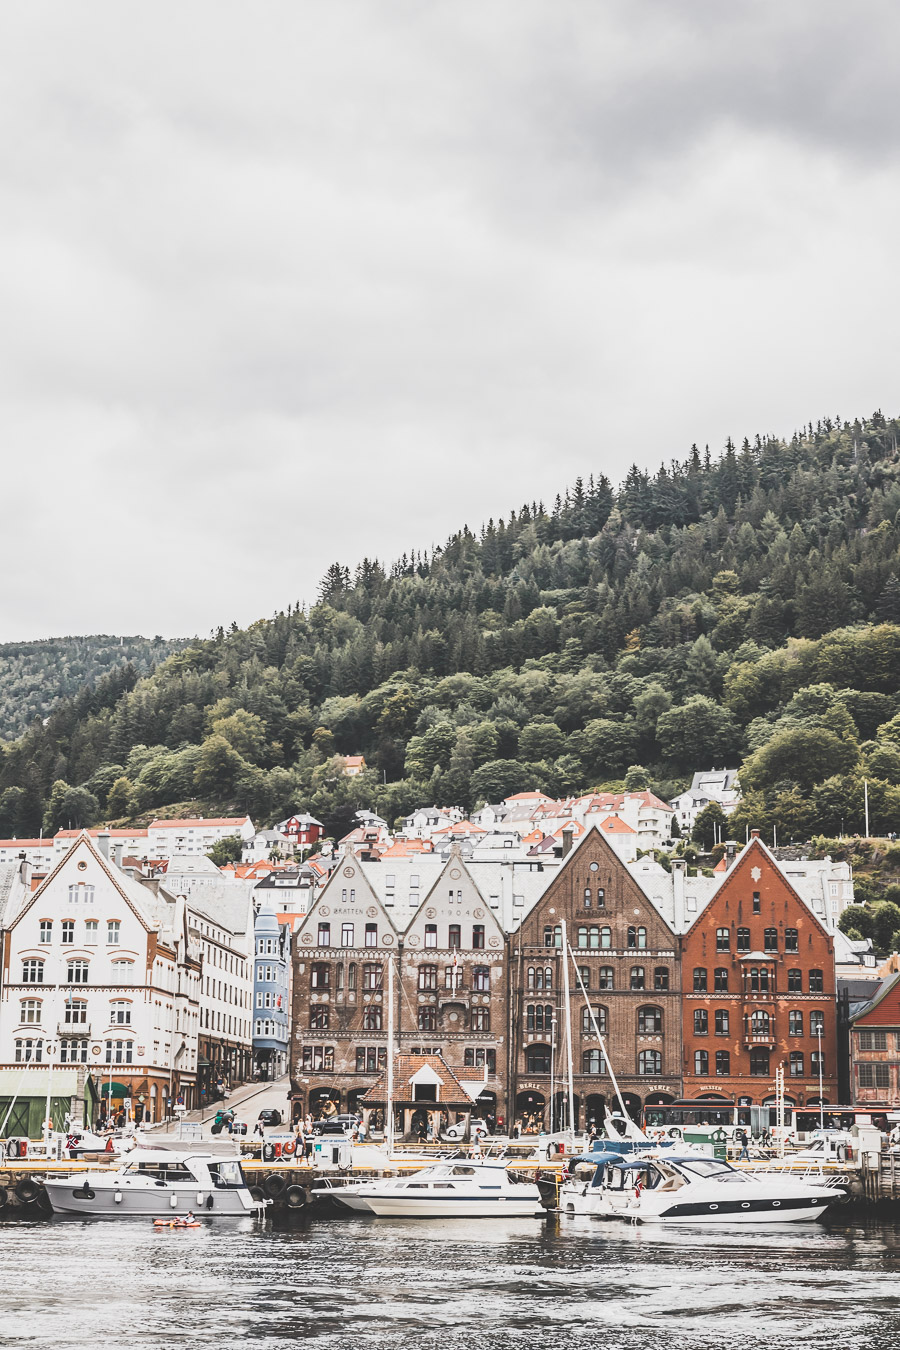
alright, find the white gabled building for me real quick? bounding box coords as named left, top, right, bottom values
left=669, top=769, right=741, bottom=833
left=147, top=816, right=255, bottom=860
left=0, top=832, right=202, bottom=1131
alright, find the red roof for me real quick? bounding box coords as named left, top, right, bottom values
left=0, top=839, right=47, bottom=849
left=148, top=817, right=250, bottom=830
left=55, top=828, right=149, bottom=839
left=598, top=816, right=636, bottom=834
left=432, top=820, right=486, bottom=837
left=504, top=791, right=552, bottom=803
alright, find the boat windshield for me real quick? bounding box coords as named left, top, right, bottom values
left=209, top=1161, right=243, bottom=1188
left=125, top=1161, right=192, bottom=1181
left=677, top=1159, right=746, bottom=1182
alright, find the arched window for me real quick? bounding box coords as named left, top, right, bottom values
left=809, top=970, right=824, bottom=993
left=581, top=1005, right=608, bottom=1034
left=788, top=968, right=802, bottom=992
left=810, top=1009, right=825, bottom=1036
left=577, top=926, right=589, bottom=949
left=628, top=925, right=647, bottom=949
left=544, top=925, right=561, bottom=949
left=637, top=1006, right=662, bottom=1033
left=764, top=928, right=778, bottom=952
left=600, top=926, right=611, bottom=948
left=630, top=966, right=645, bottom=990
left=750, top=1010, right=770, bottom=1035
left=66, top=959, right=89, bottom=984
left=638, top=1050, right=662, bottom=1075
left=527, top=1004, right=554, bottom=1033
left=109, top=1000, right=131, bottom=1025
left=789, top=1051, right=804, bottom=1077
left=107, top=920, right=121, bottom=946
left=582, top=1048, right=607, bottom=1074
left=693, top=967, right=707, bottom=992
left=598, top=967, right=614, bottom=990
left=694, top=1049, right=709, bottom=1075
left=525, top=1044, right=551, bottom=1073
left=715, top=1009, right=729, bottom=1035
left=19, top=999, right=42, bottom=1025
left=583, top=888, right=592, bottom=908
left=714, top=968, right=729, bottom=992
left=748, top=967, right=769, bottom=994
left=112, top=959, right=134, bottom=984
left=716, top=927, right=730, bottom=952
left=63, top=999, right=87, bottom=1025
left=22, top=959, right=44, bottom=983
left=362, top=1008, right=382, bottom=1031
left=784, top=927, right=799, bottom=952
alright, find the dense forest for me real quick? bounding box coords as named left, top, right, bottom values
left=0, top=636, right=185, bottom=740
left=4, top=412, right=900, bottom=845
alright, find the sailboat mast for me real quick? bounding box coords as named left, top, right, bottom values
left=386, top=952, right=395, bottom=1154
left=560, top=920, right=576, bottom=1145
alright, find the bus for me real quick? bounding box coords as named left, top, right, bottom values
left=642, top=1099, right=892, bottom=1141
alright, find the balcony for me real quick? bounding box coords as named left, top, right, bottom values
left=58, top=1023, right=91, bottom=1037
left=743, top=1032, right=775, bottom=1047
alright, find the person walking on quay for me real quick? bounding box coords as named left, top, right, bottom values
left=735, top=1127, right=750, bottom=1162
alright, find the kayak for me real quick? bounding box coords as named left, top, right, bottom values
left=153, top=1220, right=201, bottom=1228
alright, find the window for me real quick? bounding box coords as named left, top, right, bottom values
left=472, top=925, right=485, bottom=949
left=341, top=924, right=355, bottom=948
left=809, top=970, right=824, bottom=993
left=600, top=926, right=612, bottom=948
left=654, top=966, right=669, bottom=991
left=581, top=1005, right=607, bottom=1034
left=578, top=966, right=590, bottom=989
left=472, top=966, right=490, bottom=992
left=630, top=966, right=645, bottom=990
left=528, top=1004, right=553, bottom=1032
left=112, top=960, right=134, bottom=984
left=362, top=1007, right=382, bottom=1030
left=694, top=1048, right=709, bottom=1075
left=598, top=967, right=614, bottom=990
left=356, top=1047, right=387, bottom=1073
left=364, top=924, right=378, bottom=948
left=789, top=1010, right=804, bottom=1036
left=464, top=1048, right=496, bottom=1071
left=60, top=1039, right=88, bottom=1063
left=583, top=887, right=592, bottom=908
left=39, top=920, right=52, bottom=943
left=445, top=965, right=462, bottom=990
left=109, top=1001, right=131, bottom=1025
left=638, top=1006, right=662, bottom=1033
left=67, top=960, right=89, bottom=984
left=750, top=1048, right=770, bottom=1076
left=544, top=925, right=562, bottom=948
left=716, top=928, right=730, bottom=952
left=715, top=1050, right=730, bottom=1076
left=68, top=884, right=95, bottom=905
left=713, top=968, right=729, bottom=993
left=22, top=959, right=44, bottom=983
left=471, top=1007, right=491, bottom=1031
left=61, top=920, right=75, bottom=943
left=858, top=1029, right=887, bottom=1051
left=714, top=1009, right=729, bottom=1036
left=528, top=966, right=553, bottom=991
left=448, top=924, right=461, bottom=950
left=19, top=999, right=42, bottom=1025
left=309, top=1006, right=329, bottom=1029
left=15, top=1039, right=42, bottom=1063
left=627, top=926, right=647, bottom=949
left=788, top=968, right=802, bottom=993
left=638, top=1050, right=662, bottom=1076
left=784, top=927, right=799, bottom=953
left=809, top=1009, right=825, bottom=1037
left=752, top=891, right=761, bottom=914
left=811, top=1051, right=825, bottom=1075
left=85, top=920, right=98, bottom=944
left=107, top=920, right=121, bottom=946
left=583, top=1049, right=607, bottom=1074
left=362, top=963, right=383, bottom=991
left=302, top=1045, right=334, bottom=1071
left=748, top=967, right=770, bottom=994
left=425, top=924, right=437, bottom=948
left=859, top=1063, right=891, bottom=1089
left=311, top=962, right=330, bottom=990
left=693, top=967, right=707, bottom=993
left=525, top=1044, right=551, bottom=1073
left=750, top=1010, right=770, bottom=1036
left=347, top=963, right=357, bottom=991
left=694, top=1009, right=708, bottom=1036
left=317, top=922, right=331, bottom=946
left=736, top=927, right=750, bottom=952
left=418, top=964, right=437, bottom=991
left=105, top=1040, right=133, bottom=1065
left=417, top=1006, right=437, bottom=1032
left=64, top=999, right=87, bottom=1024
left=764, top=928, right=778, bottom=952
left=789, top=1051, right=804, bottom=1077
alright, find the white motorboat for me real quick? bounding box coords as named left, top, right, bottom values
left=343, top=1160, right=544, bottom=1218
left=39, top=1147, right=264, bottom=1217
left=560, top=1153, right=842, bottom=1225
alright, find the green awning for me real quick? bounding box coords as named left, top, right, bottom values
left=97, top=1082, right=132, bottom=1096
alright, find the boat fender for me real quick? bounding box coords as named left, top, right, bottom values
left=283, top=1139, right=296, bottom=1157
left=263, top=1172, right=287, bottom=1199
left=15, top=1178, right=40, bottom=1205
left=206, top=1194, right=214, bottom=1210
left=285, top=1185, right=306, bottom=1208
left=262, top=1142, right=276, bottom=1163
left=338, top=1145, right=352, bottom=1170
left=5, top=1139, right=17, bottom=1160
left=114, top=1192, right=123, bottom=1204
left=249, top=1185, right=266, bottom=1203
left=837, top=1145, right=848, bottom=1163
left=73, top=1184, right=96, bottom=1200
left=0, top=1188, right=7, bottom=1209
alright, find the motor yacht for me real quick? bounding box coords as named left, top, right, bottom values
left=39, top=1147, right=264, bottom=1217
left=339, top=1160, right=544, bottom=1218
left=560, top=1152, right=842, bottom=1225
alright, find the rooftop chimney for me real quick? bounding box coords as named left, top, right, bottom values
left=751, top=829, right=760, bottom=839
left=113, top=842, right=124, bottom=869
left=725, top=840, right=737, bottom=869
left=671, top=857, right=686, bottom=932
left=96, top=830, right=110, bottom=861
left=560, top=825, right=575, bottom=858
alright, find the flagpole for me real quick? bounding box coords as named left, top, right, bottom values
left=560, top=920, right=576, bottom=1148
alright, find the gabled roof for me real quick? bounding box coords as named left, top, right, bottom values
left=597, top=816, right=636, bottom=834
left=360, top=1053, right=474, bottom=1105
left=850, top=971, right=900, bottom=1025
left=10, top=832, right=158, bottom=932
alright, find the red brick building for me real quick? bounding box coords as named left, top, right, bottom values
left=680, top=833, right=838, bottom=1113
left=849, top=972, right=900, bottom=1108
left=509, top=828, right=681, bottom=1131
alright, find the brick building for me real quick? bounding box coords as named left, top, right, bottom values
left=849, top=972, right=900, bottom=1108
left=508, top=828, right=682, bottom=1132
left=680, top=832, right=838, bottom=1113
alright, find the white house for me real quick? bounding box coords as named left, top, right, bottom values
left=670, top=769, right=741, bottom=833
left=0, top=832, right=202, bottom=1130
left=399, top=806, right=465, bottom=840
left=0, top=840, right=56, bottom=871
left=184, top=885, right=255, bottom=1101
left=147, top=816, right=255, bottom=859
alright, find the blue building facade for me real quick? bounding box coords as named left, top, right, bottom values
left=252, top=902, right=291, bottom=1080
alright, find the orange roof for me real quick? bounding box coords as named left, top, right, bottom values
left=598, top=816, right=636, bottom=835
left=432, top=820, right=486, bottom=837
left=504, top=791, right=552, bottom=803
left=54, top=828, right=149, bottom=839
left=380, top=839, right=434, bottom=858
left=344, top=756, right=365, bottom=767
left=148, top=817, right=250, bottom=830
left=552, top=821, right=586, bottom=839
left=714, top=857, right=728, bottom=872
left=0, top=839, right=47, bottom=849
left=521, top=829, right=544, bottom=845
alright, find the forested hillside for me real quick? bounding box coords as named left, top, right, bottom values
left=4, top=412, right=900, bottom=843
left=0, top=636, right=185, bottom=740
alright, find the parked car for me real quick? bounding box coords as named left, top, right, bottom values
left=257, top=1108, right=282, bottom=1127
left=313, top=1113, right=358, bottom=1136
left=441, top=1119, right=489, bottom=1143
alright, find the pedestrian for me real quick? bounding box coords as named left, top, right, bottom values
left=735, top=1127, right=749, bottom=1162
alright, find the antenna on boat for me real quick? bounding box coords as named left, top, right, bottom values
left=560, top=920, right=576, bottom=1150
left=568, top=943, right=649, bottom=1141
left=386, top=952, right=395, bottom=1157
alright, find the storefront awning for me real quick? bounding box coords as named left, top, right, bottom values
left=96, top=1082, right=132, bottom=1097
left=0, top=1069, right=79, bottom=1097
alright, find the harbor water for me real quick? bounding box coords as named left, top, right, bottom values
left=2, top=1211, right=899, bottom=1349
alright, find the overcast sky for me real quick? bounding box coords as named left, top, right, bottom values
left=2, top=0, right=899, bottom=641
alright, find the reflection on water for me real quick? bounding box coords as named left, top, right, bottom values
left=3, top=1211, right=899, bottom=1349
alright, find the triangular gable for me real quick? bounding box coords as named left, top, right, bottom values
left=294, top=852, right=399, bottom=949
left=850, top=971, right=900, bottom=1026
left=8, top=830, right=155, bottom=934
left=405, top=849, right=505, bottom=948
left=408, top=1064, right=442, bottom=1086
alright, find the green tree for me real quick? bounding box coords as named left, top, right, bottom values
left=838, top=905, right=874, bottom=940
left=741, top=726, right=859, bottom=794
left=518, top=720, right=566, bottom=761
left=105, top=776, right=134, bottom=819
left=469, top=759, right=532, bottom=804
left=623, top=764, right=650, bottom=791
left=657, top=697, right=739, bottom=770
left=210, top=709, right=267, bottom=762
left=692, top=801, right=727, bottom=849
left=207, top=835, right=244, bottom=866
left=193, top=735, right=248, bottom=799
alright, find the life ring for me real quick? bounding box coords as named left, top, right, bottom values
left=5, top=1139, right=18, bottom=1160
left=285, top=1185, right=306, bottom=1208
left=15, top=1178, right=40, bottom=1205
left=263, top=1172, right=286, bottom=1198
left=282, top=1139, right=296, bottom=1157
left=262, top=1142, right=276, bottom=1163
